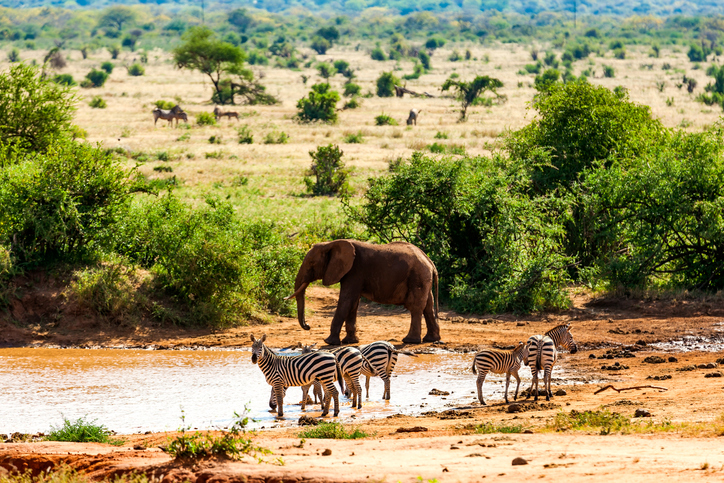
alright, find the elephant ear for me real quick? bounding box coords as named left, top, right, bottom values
left=323, top=239, right=356, bottom=286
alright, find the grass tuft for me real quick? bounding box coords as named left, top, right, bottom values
left=297, top=422, right=371, bottom=439
left=475, top=422, right=525, bottom=434
left=47, top=417, right=124, bottom=445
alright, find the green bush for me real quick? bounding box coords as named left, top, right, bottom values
left=370, top=46, right=387, bottom=61
left=52, top=74, right=75, bottom=86
left=441, top=75, right=503, bottom=121
left=403, top=63, right=425, bottom=80
left=237, top=125, right=253, bottom=144
left=295, top=83, right=340, bottom=124
left=342, top=98, right=360, bottom=109
left=298, top=422, right=370, bottom=439
left=48, top=417, right=123, bottom=445
left=376, top=71, right=400, bottom=97
left=418, top=51, right=431, bottom=70
left=128, top=63, right=145, bottom=76
left=7, top=48, right=19, bottom=62
left=343, top=131, right=363, bottom=143
left=612, top=48, right=626, bottom=59
left=89, top=96, right=107, bottom=108
left=425, top=36, right=446, bottom=50
left=333, top=60, right=349, bottom=73
left=0, top=63, right=76, bottom=152
left=343, top=82, right=361, bottom=97
left=197, top=111, right=217, bottom=126
left=101, top=61, right=114, bottom=74
left=347, top=152, right=572, bottom=313
left=304, top=144, right=349, bottom=196
left=375, top=113, right=397, bottom=126
left=534, top=68, right=560, bottom=92
left=0, top=139, right=130, bottom=264
left=316, top=62, right=336, bottom=79
left=67, top=258, right=145, bottom=319
left=84, top=68, right=109, bottom=88
left=311, top=36, right=331, bottom=55
left=154, top=100, right=176, bottom=110
left=603, top=65, right=615, bottom=78
left=263, top=131, right=289, bottom=144
left=688, top=43, right=708, bottom=62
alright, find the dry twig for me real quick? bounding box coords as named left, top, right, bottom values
left=594, top=384, right=668, bottom=395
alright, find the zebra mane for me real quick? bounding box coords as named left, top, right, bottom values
left=545, top=323, right=571, bottom=335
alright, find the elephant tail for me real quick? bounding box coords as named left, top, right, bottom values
left=434, top=265, right=439, bottom=322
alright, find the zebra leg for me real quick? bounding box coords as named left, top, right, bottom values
left=532, top=368, right=540, bottom=402
left=382, top=373, right=391, bottom=400
left=504, top=372, right=511, bottom=404
left=545, top=366, right=553, bottom=401
left=269, top=386, right=277, bottom=410
left=314, top=380, right=324, bottom=406
left=365, top=375, right=371, bottom=399
left=301, top=384, right=310, bottom=410
left=476, top=370, right=488, bottom=405
left=274, top=384, right=285, bottom=417
left=512, top=370, right=521, bottom=401
left=321, top=381, right=340, bottom=417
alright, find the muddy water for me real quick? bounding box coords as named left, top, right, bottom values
left=0, top=348, right=571, bottom=434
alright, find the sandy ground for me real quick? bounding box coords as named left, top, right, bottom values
left=3, top=283, right=724, bottom=481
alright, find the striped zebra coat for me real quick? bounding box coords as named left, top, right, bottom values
left=251, top=334, right=339, bottom=417
left=471, top=341, right=529, bottom=405
left=525, top=324, right=578, bottom=401
left=359, top=341, right=416, bottom=400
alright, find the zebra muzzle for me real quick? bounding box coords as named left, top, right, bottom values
left=251, top=353, right=258, bottom=364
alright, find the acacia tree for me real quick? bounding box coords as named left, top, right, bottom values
left=441, top=75, right=503, bottom=121
left=173, top=26, right=245, bottom=103
left=98, top=6, right=137, bottom=31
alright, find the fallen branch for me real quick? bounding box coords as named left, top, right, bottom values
left=594, top=384, right=668, bottom=395
left=394, top=85, right=436, bottom=98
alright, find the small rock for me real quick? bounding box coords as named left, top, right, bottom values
left=133, top=444, right=145, bottom=450
left=705, top=371, right=723, bottom=378
left=507, top=403, right=523, bottom=413
left=298, top=415, right=319, bottom=426
left=643, top=356, right=666, bottom=364
left=677, top=365, right=697, bottom=372
left=667, top=356, right=678, bottom=363
left=429, top=388, right=450, bottom=396
left=588, top=354, right=596, bottom=359
left=554, top=389, right=567, bottom=396
left=322, top=448, right=332, bottom=456
left=512, top=457, right=528, bottom=466
left=466, top=453, right=485, bottom=457
left=450, top=445, right=460, bottom=450
left=716, top=357, right=724, bottom=365
left=636, top=340, right=647, bottom=346
left=523, top=429, right=534, bottom=434
left=647, top=374, right=672, bottom=381
left=516, top=322, right=525, bottom=327
left=634, top=409, right=652, bottom=418
left=396, top=426, right=428, bottom=433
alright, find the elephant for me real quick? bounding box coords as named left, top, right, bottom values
left=285, top=239, right=440, bottom=345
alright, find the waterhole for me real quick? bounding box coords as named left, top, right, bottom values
left=0, top=348, right=580, bottom=434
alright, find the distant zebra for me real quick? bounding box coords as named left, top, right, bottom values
left=251, top=334, right=339, bottom=417
left=471, top=341, right=529, bottom=405
left=525, top=324, right=578, bottom=401
left=173, top=111, right=188, bottom=125
left=359, top=341, right=416, bottom=400
left=214, top=106, right=239, bottom=121
left=153, top=105, right=185, bottom=127
left=406, top=108, right=421, bottom=126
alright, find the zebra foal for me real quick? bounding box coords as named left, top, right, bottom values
left=251, top=334, right=339, bottom=417
left=525, top=324, right=578, bottom=401
left=472, top=341, right=529, bottom=405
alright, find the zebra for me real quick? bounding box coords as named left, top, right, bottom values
left=406, top=108, right=421, bottom=126
left=524, top=324, right=578, bottom=401
left=214, top=106, right=239, bottom=121
left=153, top=105, right=185, bottom=127
left=359, top=341, right=416, bottom=400
left=173, top=111, right=188, bottom=126
left=251, top=334, right=339, bottom=417
left=471, top=341, right=529, bottom=405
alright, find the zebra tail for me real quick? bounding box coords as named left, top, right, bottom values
left=471, top=359, right=477, bottom=375
left=336, top=363, right=344, bottom=393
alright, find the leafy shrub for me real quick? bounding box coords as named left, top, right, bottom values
left=375, top=113, right=397, bottom=126
left=534, top=68, right=560, bottom=92
left=0, top=139, right=130, bottom=264
left=403, top=63, right=425, bottom=80
left=84, top=68, right=108, bottom=88
left=333, top=59, right=349, bottom=73
left=247, top=50, right=269, bottom=65
left=376, top=71, right=400, bottom=97
left=48, top=417, right=123, bottom=445
left=304, top=144, right=349, bottom=196
left=370, top=46, right=387, bottom=61
left=427, top=142, right=465, bottom=155
left=342, top=98, right=361, bottom=110
left=434, top=131, right=448, bottom=139
left=298, top=422, right=370, bottom=439
left=343, top=131, right=363, bottom=143
left=543, top=52, right=559, bottom=68
left=263, top=131, right=289, bottom=144
left=316, top=62, right=336, bottom=79
left=347, top=152, right=572, bottom=313
left=0, top=63, right=76, bottom=152
left=67, top=258, right=145, bottom=319
left=603, top=65, right=615, bottom=78
left=475, top=422, right=524, bottom=434
left=154, top=100, right=176, bottom=109
left=418, top=51, right=431, bottom=70
left=197, top=111, right=217, bottom=126
left=549, top=409, right=631, bottom=435
left=311, top=36, right=331, bottom=55
left=128, top=63, right=145, bottom=76
left=101, top=61, right=114, bottom=74
left=425, top=36, right=446, bottom=50
left=441, top=75, right=503, bottom=121
left=52, top=74, right=75, bottom=86
left=295, top=83, right=340, bottom=124
left=89, top=96, right=107, bottom=108
left=7, top=48, right=19, bottom=62
left=237, top=125, right=253, bottom=144
left=154, top=165, right=173, bottom=172
left=688, top=43, right=708, bottom=62
left=613, top=48, right=626, bottom=59
left=209, top=135, right=222, bottom=144
left=343, top=82, right=361, bottom=97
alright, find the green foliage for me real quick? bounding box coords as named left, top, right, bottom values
left=603, top=65, right=615, bottom=78
left=84, top=68, right=109, bottom=88
left=425, top=36, right=446, bottom=50
left=0, top=64, right=76, bottom=152
left=316, top=62, right=336, bottom=79
left=370, top=46, right=387, bottom=61
left=427, top=142, right=465, bottom=155
left=403, top=63, right=425, bottom=80
left=52, top=74, right=75, bottom=86
left=376, top=71, right=400, bottom=97
left=347, top=153, right=572, bottom=313
left=154, top=100, right=176, bottom=109
left=311, top=36, right=331, bottom=55
left=209, top=135, right=222, bottom=144
left=441, top=75, right=503, bottom=121
left=89, top=96, right=107, bottom=109
left=47, top=417, right=123, bottom=445
left=305, top=144, right=349, bottom=196
left=688, top=43, right=709, bottom=62
left=418, top=51, right=431, bottom=70
left=534, top=68, right=559, bottom=91
left=343, top=82, right=361, bottom=97
left=475, top=422, right=524, bottom=434
left=333, top=60, right=349, bottom=73
left=342, top=98, right=361, bottom=109
left=264, top=131, right=289, bottom=144
left=343, top=131, right=364, bottom=143
left=543, top=51, right=559, bottom=68
left=297, top=422, right=370, bottom=439
left=164, top=410, right=269, bottom=460
left=550, top=409, right=631, bottom=435
left=128, top=63, right=145, bottom=76
left=375, top=113, right=397, bottom=126
left=196, top=112, right=217, bottom=126
left=0, top=139, right=131, bottom=264
left=101, top=61, right=114, bottom=74
left=613, top=48, right=626, bottom=59
left=295, top=83, right=340, bottom=124
left=7, top=48, right=19, bottom=63
left=237, top=125, right=253, bottom=144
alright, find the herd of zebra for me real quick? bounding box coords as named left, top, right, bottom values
left=151, top=105, right=238, bottom=126
left=249, top=323, right=577, bottom=418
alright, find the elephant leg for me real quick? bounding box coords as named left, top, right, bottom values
left=422, top=294, right=441, bottom=343
left=342, top=297, right=360, bottom=344
left=402, top=308, right=424, bottom=344
left=325, top=286, right=360, bottom=346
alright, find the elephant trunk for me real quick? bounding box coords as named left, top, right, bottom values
left=293, top=282, right=310, bottom=331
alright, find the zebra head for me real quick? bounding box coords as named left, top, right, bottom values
left=559, top=324, right=578, bottom=354
left=301, top=343, right=317, bottom=354
left=250, top=333, right=267, bottom=364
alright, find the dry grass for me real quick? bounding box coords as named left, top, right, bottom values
left=2, top=44, right=720, bottom=226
